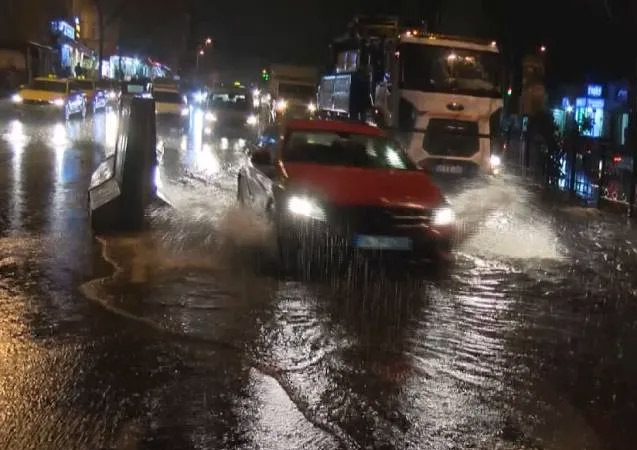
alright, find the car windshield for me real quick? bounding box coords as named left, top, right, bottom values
left=30, top=80, right=67, bottom=93
left=283, top=130, right=417, bottom=170
left=399, top=43, right=502, bottom=97
left=209, top=93, right=249, bottom=110
left=70, top=80, right=94, bottom=91
left=153, top=90, right=183, bottom=103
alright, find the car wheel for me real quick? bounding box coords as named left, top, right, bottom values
left=64, top=105, right=71, bottom=121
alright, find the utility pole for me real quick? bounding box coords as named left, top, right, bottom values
left=96, top=0, right=104, bottom=79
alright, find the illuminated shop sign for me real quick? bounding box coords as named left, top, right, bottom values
left=50, top=20, right=76, bottom=40
left=587, top=84, right=602, bottom=98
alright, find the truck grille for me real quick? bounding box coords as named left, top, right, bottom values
left=423, top=119, right=479, bottom=157
left=218, top=117, right=246, bottom=128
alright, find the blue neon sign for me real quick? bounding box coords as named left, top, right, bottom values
left=587, top=84, right=602, bottom=98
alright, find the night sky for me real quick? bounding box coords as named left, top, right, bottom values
left=118, top=0, right=637, bottom=82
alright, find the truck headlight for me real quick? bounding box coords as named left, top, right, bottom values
left=51, top=98, right=65, bottom=107
left=246, top=114, right=258, bottom=126
left=194, top=91, right=207, bottom=103
left=276, top=99, right=287, bottom=112
left=433, top=207, right=455, bottom=226
left=181, top=107, right=189, bottom=116
left=205, top=112, right=217, bottom=122
left=288, top=196, right=326, bottom=221
left=11, top=94, right=22, bottom=104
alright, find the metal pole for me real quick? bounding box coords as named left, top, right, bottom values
left=629, top=61, right=637, bottom=216
left=598, top=143, right=606, bottom=207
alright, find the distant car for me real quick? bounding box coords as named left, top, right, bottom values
left=70, top=78, right=107, bottom=113
left=96, top=79, right=120, bottom=105
left=205, top=89, right=259, bottom=140
left=11, top=77, right=87, bottom=120
left=238, top=119, right=455, bottom=266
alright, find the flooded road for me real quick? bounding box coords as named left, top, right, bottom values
left=1, top=103, right=637, bottom=449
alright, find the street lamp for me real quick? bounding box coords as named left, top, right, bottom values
left=205, top=37, right=212, bottom=46
left=196, top=49, right=205, bottom=69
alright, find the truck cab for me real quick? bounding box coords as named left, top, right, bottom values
left=318, top=17, right=505, bottom=175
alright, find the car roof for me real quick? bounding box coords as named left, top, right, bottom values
left=285, top=119, right=386, bottom=137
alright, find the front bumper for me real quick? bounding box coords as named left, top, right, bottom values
left=277, top=205, right=453, bottom=262
left=14, top=103, right=63, bottom=115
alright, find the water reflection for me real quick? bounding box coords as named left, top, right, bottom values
left=5, top=119, right=27, bottom=147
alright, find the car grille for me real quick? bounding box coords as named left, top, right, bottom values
left=330, top=205, right=432, bottom=234
left=423, top=119, right=479, bottom=157
left=23, top=99, right=50, bottom=106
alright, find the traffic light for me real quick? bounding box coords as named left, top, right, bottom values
left=261, top=68, right=270, bottom=81
left=506, top=86, right=512, bottom=96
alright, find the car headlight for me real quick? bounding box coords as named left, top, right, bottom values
left=181, top=107, right=189, bottom=116
left=433, top=206, right=455, bottom=226
left=246, top=114, right=258, bottom=126
left=51, top=98, right=65, bottom=107
left=307, top=102, right=317, bottom=113
left=205, top=111, right=217, bottom=122
left=288, top=196, right=326, bottom=221
left=490, top=154, right=502, bottom=168
left=276, top=99, right=287, bottom=112
left=11, top=94, right=22, bottom=104
left=107, top=91, right=117, bottom=100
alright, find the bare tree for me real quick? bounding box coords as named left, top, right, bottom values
left=92, top=0, right=127, bottom=79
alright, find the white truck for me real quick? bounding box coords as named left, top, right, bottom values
left=269, top=64, right=318, bottom=119
left=318, top=18, right=505, bottom=174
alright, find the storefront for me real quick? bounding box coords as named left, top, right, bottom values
left=50, top=19, right=97, bottom=78
left=552, top=81, right=629, bottom=143
left=103, top=55, right=170, bottom=80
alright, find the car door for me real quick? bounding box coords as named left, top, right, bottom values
left=246, top=147, right=276, bottom=211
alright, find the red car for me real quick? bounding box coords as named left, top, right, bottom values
left=238, top=119, right=455, bottom=265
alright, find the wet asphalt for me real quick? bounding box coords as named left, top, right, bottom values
left=1, top=102, right=637, bottom=450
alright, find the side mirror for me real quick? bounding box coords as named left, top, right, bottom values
left=250, top=149, right=272, bottom=166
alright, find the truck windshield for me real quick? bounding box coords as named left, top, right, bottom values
left=153, top=90, right=183, bottom=103
left=284, top=131, right=417, bottom=170
left=210, top=93, right=249, bottom=110
left=279, top=84, right=315, bottom=100
left=399, top=43, right=501, bottom=97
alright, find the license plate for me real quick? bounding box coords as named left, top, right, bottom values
left=354, top=235, right=413, bottom=251
left=434, top=164, right=463, bottom=174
